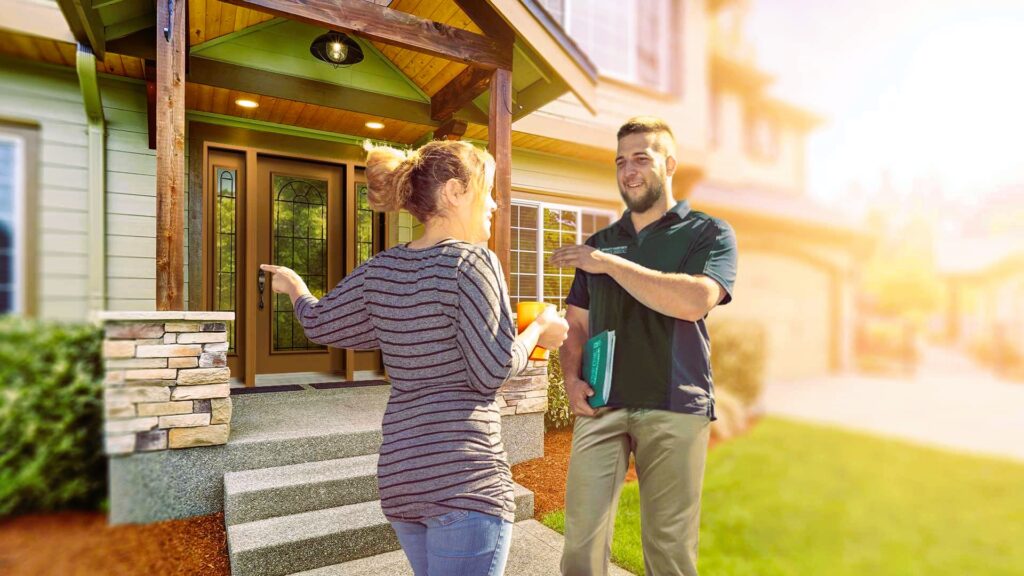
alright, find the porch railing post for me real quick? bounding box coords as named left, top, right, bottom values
left=155, top=0, right=187, bottom=310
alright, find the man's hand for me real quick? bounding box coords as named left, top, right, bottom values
left=565, top=376, right=597, bottom=417
left=549, top=244, right=612, bottom=275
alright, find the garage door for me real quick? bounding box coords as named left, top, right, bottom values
left=711, top=251, right=833, bottom=383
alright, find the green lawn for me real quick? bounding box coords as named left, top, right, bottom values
left=542, top=417, right=1024, bottom=575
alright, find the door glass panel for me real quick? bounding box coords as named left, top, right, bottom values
left=272, top=173, right=327, bottom=352
left=213, top=167, right=237, bottom=353
left=356, top=183, right=375, bottom=266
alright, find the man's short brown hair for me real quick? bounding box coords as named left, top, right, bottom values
left=617, top=116, right=675, bottom=154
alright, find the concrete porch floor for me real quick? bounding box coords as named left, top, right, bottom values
left=229, top=384, right=390, bottom=448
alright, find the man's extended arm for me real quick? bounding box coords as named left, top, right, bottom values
left=549, top=246, right=724, bottom=322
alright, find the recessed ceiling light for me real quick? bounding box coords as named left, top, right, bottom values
left=365, top=121, right=385, bottom=130
left=235, top=99, right=259, bottom=109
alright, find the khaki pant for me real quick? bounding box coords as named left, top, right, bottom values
left=560, top=408, right=710, bottom=576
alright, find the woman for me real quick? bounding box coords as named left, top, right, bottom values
left=260, top=140, right=569, bottom=576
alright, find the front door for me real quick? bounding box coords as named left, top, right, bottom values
left=254, top=156, right=345, bottom=375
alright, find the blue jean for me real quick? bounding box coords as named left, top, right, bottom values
left=390, top=509, right=513, bottom=576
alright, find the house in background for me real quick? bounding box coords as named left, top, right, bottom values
left=940, top=189, right=1024, bottom=373
left=503, top=0, right=870, bottom=382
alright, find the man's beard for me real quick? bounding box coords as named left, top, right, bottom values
left=619, top=179, right=665, bottom=213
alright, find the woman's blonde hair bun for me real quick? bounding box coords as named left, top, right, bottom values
left=364, top=141, right=419, bottom=212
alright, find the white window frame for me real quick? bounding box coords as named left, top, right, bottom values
left=0, top=133, right=25, bottom=315
left=511, top=199, right=618, bottom=306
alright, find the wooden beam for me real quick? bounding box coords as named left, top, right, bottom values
left=106, top=27, right=157, bottom=60
left=155, top=0, right=186, bottom=310
left=189, top=57, right=442, bottom=127
left=487, top=68, right=512, bottom=285
left=452, top=0, right=515, bottom=48
left=105, top=12, right=155, bottom=41
left=431, top=66, right=492, bottom=122
left=145, top=60, right=156, bottom=150
left=513, top=79, right=567, bottom=120
left=434, top=118, right=467, bottom=141
left=57, top=0, right=107, bottom=57
left=222, top=0, right=512, bottom=70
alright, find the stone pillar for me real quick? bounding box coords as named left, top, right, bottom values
left=97, top=311, right=236, bottom=455
left=497, top=359, right=549, bottom=416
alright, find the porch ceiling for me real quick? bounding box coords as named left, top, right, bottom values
left=0, top=29, right=145, bottom=79
left=368, top=0, right=480, bottom=98
left=189, top=0, right=277, bottom=45
left=186, top=83, right=434, bottom=144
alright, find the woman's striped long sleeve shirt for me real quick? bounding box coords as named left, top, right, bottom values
left=293, top=239, right=530, bottom=522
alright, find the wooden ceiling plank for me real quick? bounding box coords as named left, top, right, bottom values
left=220, top=2, right=237, bottom=33
left=190, top=0, right=207, bottom=44
left=421, top=61, right=464, bottom=95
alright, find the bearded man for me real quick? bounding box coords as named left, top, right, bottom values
left=550, top=116, right=738, bottom=576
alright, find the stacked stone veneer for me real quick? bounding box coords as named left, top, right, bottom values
left=97, top=312, right=236, bottom=455
left=497, top=359, right=549, bottom=416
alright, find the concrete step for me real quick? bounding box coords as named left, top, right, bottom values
left=286, top=519, right=636, bottom=576
left=225, top=428, right=383, bottom=474
left=224, top=454, right=379, bottom=526
left=227, top=486, right=535, bottom=576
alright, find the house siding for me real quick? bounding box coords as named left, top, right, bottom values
left=0, top=57, right=188, bottom=319
left=1, top=58, right=90, bottom=319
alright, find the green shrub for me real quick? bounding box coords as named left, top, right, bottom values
left=709, top=319, right=767, bottom=406
left=545, top=350, right=574, bottom=430
left=0, top=315, right=106, bottom=516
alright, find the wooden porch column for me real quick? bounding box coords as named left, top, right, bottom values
left=488, top=68, right=512, bottom=285
left=155, top=0, right=186, bottom=310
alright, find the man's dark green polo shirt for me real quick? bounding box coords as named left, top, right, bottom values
left=565, top=200, right=738, bottom=419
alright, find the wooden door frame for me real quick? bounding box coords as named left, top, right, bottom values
left=188, top=122, right=372, bottom=385
left=203, top=149, right=247, bottom=378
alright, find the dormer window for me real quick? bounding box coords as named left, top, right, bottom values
left=539, top=0, right=677, bottom=93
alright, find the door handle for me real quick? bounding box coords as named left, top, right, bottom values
left=257, top=269, right=266, bottom=310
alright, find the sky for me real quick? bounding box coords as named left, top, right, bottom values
left=744, top=0, right=1024, bottom=209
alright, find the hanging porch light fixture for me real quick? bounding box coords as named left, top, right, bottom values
left=310, top=31, right=364, bottom=68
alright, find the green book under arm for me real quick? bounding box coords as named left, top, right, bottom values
left=583, top=330, right=616, bottom=408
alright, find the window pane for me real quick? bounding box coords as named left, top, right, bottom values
left=520, top=274, right=537, bottom=298
left=638, top=0, right=671, bottom=91
left=568, top=0, right=634, bottom=80
left=213, top=167, right=239, bottom=352
left=0, top=139, right=15, bottom=314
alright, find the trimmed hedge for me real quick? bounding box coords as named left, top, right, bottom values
left=0, top=315, right=106, bottom=516
left=544, top=319, right=767, bottom=431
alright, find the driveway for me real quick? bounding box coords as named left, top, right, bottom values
left=762, top=346, right=1024, bottom=461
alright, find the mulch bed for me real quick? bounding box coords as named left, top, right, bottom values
left=1, top=426, right=723, bottom=574
left=0, top=510, right=229, bottom=576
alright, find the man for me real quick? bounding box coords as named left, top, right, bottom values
left=550, top=117, right=737, bottom=576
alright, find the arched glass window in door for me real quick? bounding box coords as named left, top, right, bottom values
left=272, top=174, right=328, bottom=352
left=213, top=167, right=238, bottom=352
